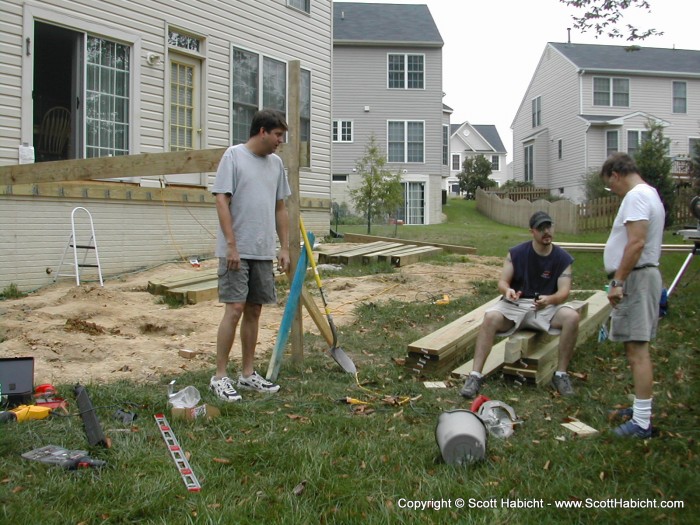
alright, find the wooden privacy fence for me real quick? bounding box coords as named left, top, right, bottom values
left=485, top=188, right=550, bottom=202
left=477, top=186, right=698, bottom=234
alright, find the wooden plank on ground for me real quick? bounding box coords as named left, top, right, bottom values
left=147, top=268, right=217, bottom=295
left=317, top=244, right=359, bottom=264
left=339, top=243, right=404, bottom=265
left=390, top=246, right=443, bottom=267
left=327, top=242, right=395, bottom=264
left=166, top=278, right=218, bottom=304
left=361, top=245, right=416, bottom=265
left=343, top=233, right=476, bottom=254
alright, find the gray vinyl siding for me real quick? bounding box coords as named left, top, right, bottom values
left=332, top=45, right=444, bottom=224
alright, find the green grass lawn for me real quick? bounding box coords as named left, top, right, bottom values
left=1, top=199, right=698, bottom=524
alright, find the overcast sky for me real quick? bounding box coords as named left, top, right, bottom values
left=341, top=0, right=699, bottom=162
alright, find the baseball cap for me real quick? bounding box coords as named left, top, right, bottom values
left=529, top=211, right=553, bottom=229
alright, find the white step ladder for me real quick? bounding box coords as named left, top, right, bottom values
left=55, top=207, right=104, bottom=286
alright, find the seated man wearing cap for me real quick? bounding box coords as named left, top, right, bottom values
left=461, top=211, right=580, bottom=398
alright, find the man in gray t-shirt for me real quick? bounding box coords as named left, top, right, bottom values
left=209, top=109, right=291, bottom=402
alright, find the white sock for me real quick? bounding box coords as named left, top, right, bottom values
left=470, top=371, right=483, bottom=379
left=555, top=371, right=568, bottom=377
left=632, top=397, right=652, bottom=430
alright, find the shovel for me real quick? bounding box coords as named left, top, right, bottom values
left=299, top=218, right=357, bottom=374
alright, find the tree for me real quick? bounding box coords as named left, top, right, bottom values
left=348, top=135, right=404, bottom=234
left=633, top=120, right=675, bottom=227
left=691, top=140, right=700, bottom=194
left=457, top=155, right=497, bottom=199
left=560, top=0, right=663, bottom=41
left=582, top=166, right=610, bottom=201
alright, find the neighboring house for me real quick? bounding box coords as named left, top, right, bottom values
left=0, top=0, right=333, bottom=291
left=447, top=122, right=508, bottom=195
left=512, top=42, right=700, bottom=203
left=331, top=2, right=447, bottom=225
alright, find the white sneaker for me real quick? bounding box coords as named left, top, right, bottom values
left=209, top=376, right=242, bottom=402
left=237, top=371, right=280, bottom=393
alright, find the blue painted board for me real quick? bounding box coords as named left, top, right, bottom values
left=265, top=232, right=313, bottom=382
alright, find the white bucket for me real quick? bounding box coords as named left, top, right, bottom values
left=435, top=409, right=488, bottom=465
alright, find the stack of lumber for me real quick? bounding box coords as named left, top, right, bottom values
left=450, top=291, right=611, bottom=386
left=317, top=241, right=442, bottom=267
left=147, top=268, right=218, bottom=304
left=405, top=296, right=501, bottom=376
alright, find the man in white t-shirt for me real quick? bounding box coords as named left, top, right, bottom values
left=601, top=152, right=664, bottom=438
left=209, top=109, right=291, bottom=402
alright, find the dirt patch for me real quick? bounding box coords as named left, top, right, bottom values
left=0, top=246, right=501, bottom=386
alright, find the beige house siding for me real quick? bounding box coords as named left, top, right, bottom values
left=1, top=0, right=333, bottom=291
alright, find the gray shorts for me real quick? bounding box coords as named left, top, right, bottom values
left=609, top=266, right=661, bottom=342
left=217, top=258, right=277, bottom=304
left=487, top=298, right=576, bottom=337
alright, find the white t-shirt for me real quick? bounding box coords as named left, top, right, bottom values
left=603, top=183, right=664, bottom=275
left=212, top=144, right=291, bottom=259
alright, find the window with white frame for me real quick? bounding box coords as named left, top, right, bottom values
left=388, top=54, right=424, bottom=89
left=332, top=174, right=348, bottom=182
left=287, top=0, right=310, bottom=13
left=491, top=155, right=500, bottom=171
left=388, top=121, right=424, bottom=163
left=231, top=47, right=286, bottom=145
left=593, top=77, right=629, bottom=107
left=531, top=96, right=541, bottom=128
left=524, top=144, right=534, bottom=182
left=690, top=138, right=700, bottom=157
left=395, top=182, right=425, bottom=225
left=606, top=130, right=618, bottom=158
left=442, top=125, right=449, bottom=166
left=627, top=129, right=649, bottom=157
left=332, top=120, right=353, bottom=142
left=451, top=153, right=461, bottom=171
left=673, top=81, right=687, bottom=113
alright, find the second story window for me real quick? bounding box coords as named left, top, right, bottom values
left=491, top=155, right=500, bottom=171
left=388, top=54, right=424, bottom=89
left=332, top=120, right=353, bottom=142
left=673, top=81, right=687, bottom=113
left=451, top=154, right=461, bottom=171
left=594, top=77, right=629, bottom=107
left=388, top=120, right=424, bottom=163
left=531, top=96, right=541, bottom=127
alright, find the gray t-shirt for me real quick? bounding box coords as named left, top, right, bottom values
left=212, top=144, right=291, bottom=259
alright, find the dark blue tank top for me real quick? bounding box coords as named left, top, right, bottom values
left=509, top=241, right=574, bottom=298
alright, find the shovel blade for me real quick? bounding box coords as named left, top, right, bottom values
left=329, top=346, right=356, bottom=374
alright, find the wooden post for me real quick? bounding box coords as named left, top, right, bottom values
left=286, top=60, right=304, bottom=364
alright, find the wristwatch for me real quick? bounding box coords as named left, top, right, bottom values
left=610, top=279, right=624, bottom=288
